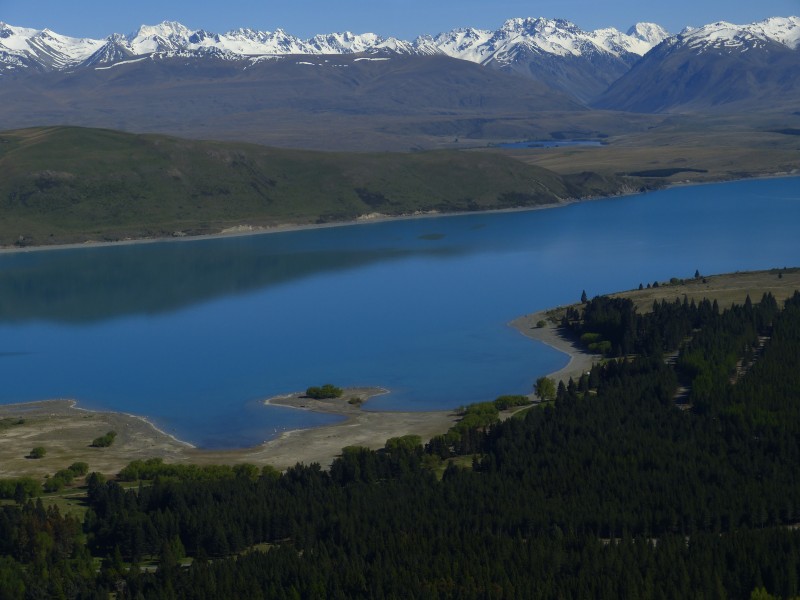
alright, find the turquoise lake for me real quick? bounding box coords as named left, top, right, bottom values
left=0, top=177, right=798, bottom=448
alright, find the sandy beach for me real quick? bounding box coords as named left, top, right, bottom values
left=509, top=310, right=599, bottom=385
left=0, top=389, right=458, bottom=478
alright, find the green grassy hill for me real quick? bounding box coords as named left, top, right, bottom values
left=0, top=126, right=641, bottom=247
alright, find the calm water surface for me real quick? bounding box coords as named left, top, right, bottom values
left=494, top=140, right=605, bottom=149
left=0, top=178, right=798, bottom=447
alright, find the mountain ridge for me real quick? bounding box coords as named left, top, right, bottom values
left=2, top=15, right=797, bottom=75
left=0, top=17, right=671, bottom=74
left=594, top=16, right=800, bottom=112
left=1, top=15, right=797, bottom=132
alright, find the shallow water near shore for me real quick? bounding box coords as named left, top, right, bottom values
left=0, top=177, right=798, bottom=448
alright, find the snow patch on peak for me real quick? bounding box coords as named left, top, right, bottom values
left=438, top=16, right=667, bottom=63
left=674, top=17, right=800, bottom=52
left=626, top=23, right=670, bottom=46
left=128, top=21, right=195, bottom=55
left=374, top=37, right=415, bottom=54
left=131, top=21, right=193, bottom=41
left=750, top=16, right=800, bottom=49
left=0, top=23, right=40, bottom=51
left=432, top=27, right=494, bottom=63
left=308, top=31, right=384, bottom=54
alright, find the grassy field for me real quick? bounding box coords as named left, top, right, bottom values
left=542, top=268, right=800, bottom=324
left=611, top=268, right=800, bottom=313
left=0, top=126, right=645, bottom=247
left=507, top=113, right=800, bottom=186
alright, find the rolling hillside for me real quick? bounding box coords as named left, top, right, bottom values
left=0, top=126, right=642, bottom=247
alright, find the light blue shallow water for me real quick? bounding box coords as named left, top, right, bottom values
left=0, top=177, right=798, bottom=448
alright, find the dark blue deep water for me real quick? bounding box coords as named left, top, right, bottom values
left=0, top=177, right=798, bottom=447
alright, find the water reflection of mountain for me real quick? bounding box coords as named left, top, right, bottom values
left=0, top=235, right=463, bottom=323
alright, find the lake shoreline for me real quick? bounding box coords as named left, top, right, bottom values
left=0, top=321, right=586, bottom=479
left=509, top=311, right=599, bottom=385
left=6, top=265, right=799, bottom=477
left=0, top=389, right=460, bottom=478
left=0, top=199, right=580, bottom=254
left=3, top=171, right=796, bottom=254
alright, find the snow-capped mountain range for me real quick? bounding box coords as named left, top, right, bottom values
left=0, top=17, right=676, bottom=74
left=1, top=16, right=797, bottom=76
left=676, top=17, right=800, bottom=53
left=0, top=14, right=797, bottom=126
left=594, top=16, right=800, bottom=113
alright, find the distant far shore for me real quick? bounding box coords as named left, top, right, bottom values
left=2, top=171, right=796, bottom=255
left=0, top=198, right=576, bottom=254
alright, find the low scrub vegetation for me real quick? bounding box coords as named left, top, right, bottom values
left=305, top=384, right=343, bottom=399
left=90, top=431, right=117, bottom=448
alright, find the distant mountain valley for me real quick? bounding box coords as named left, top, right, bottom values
left=0, top=16, right=798, bottom=150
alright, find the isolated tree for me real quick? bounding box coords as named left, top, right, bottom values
left=534, top=376, right=556, bottom=402
left=581, top=290, right=588, bottom=303
left=28, top=446, right=46, bottom=459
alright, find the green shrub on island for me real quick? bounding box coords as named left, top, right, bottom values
left=28, top=446, right=46, bottom=459
left=91, top=431, right=117, bottom=447
left=305, top=384, right=343, bottom=399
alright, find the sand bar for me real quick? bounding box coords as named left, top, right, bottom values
left=0, top=329, right=589, bottom=479
left=0, top=389, right=458, bottom=478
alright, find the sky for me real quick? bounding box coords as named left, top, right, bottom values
left=1, top=0, right=799, bottom=40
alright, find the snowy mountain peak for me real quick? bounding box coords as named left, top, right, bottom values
left=127, top=21, right=194, bottom=54
left=750, top=16, right=800, bottom=49
left=130, top=21, right=193, bottom=42
left=0, top=25, right=104, bottom=70
left=673, top=17, right=800, bottom=52
left=626, top=23, right=670, bottom=46
left=308, top=31, right=383, bottom=54
left=439, top=16, right=668, bottom=62
left=0, top=17, right=673, bottom=71
left=2, top=15, right=797, bottom=81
